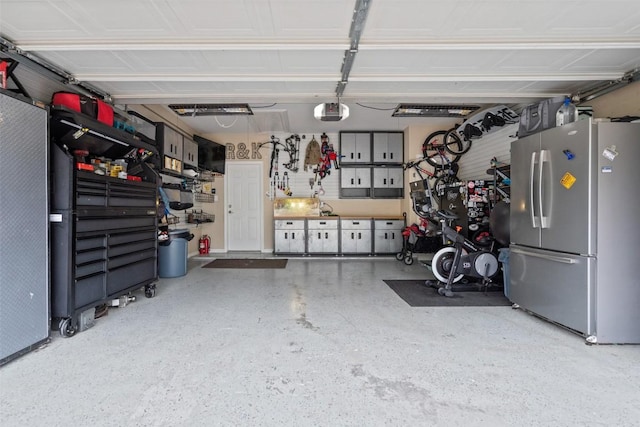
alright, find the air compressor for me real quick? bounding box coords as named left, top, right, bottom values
left=199, top=235, right=210, bottom=254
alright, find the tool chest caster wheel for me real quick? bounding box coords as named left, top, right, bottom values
left=144, top=284, right=156, bottom=298
left=58, top=318, right=76, bottom=338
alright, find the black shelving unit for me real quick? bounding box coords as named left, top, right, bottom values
left=49, top=108, right=159, bottom=337
left=487, top=163, right=511, bottom=206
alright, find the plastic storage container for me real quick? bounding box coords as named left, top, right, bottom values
left=158, top=229, right=193, bottom=278
left=498, top=248, right=510, bottom=300
left=555, top=97, right=578, bottom=127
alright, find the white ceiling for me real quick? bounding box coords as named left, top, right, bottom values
left=1, top=0, right=640, bottom=134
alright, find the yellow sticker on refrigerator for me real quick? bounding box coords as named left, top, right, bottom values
left=561, top=172, right=577, bottom=189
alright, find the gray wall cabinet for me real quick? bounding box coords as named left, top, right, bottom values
left=340, top=131, right=404, bottom=199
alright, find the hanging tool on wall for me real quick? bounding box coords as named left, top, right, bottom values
left=283, top=171, right=292, bottom=196
left=258, top=134, right=302, bottom=178
left=315, top=133, right=340, bottom=180
left=303, top=134, right=322, bottom=172
left=257, top=135, right=282, bottom=178
left=282, top=134, right=301, bottom=172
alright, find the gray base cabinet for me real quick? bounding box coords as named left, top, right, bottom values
left=373, top=219, right=405, bottom=253
left=340, top=219, right=373, bottom=254
left=273, top=217, right=403, bottom=255
left=274, top=220, right=306, bottom=254
left=307, top=219, right=339, bottom=254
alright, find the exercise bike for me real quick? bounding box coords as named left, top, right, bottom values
left=428, top=210, right=500, bottom=297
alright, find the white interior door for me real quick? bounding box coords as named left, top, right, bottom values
left=225, top=162, right=263, bottom=251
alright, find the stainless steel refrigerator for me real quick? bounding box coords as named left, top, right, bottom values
left=510, top=118, right=640, bottom=344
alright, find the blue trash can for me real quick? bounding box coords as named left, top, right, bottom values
left=498, top=248, right=510, bottom=300
left=158, top=229, right=193, bottom=278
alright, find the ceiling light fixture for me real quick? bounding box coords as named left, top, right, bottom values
left=168, top=103, right=253, bottom=116
left=392, top=104, right=480, bottom=118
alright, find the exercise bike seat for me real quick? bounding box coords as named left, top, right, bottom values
left=436, top=209, right=459, bottom=221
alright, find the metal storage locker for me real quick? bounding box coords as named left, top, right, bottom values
left=0, top=90, right=50, bottom=365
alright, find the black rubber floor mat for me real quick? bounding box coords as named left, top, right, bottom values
left=202, top=259, right=288, bottom=269
left=383, top=280, right=510, bottom=307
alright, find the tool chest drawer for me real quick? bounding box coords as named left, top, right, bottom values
left=76, top=216, right=156, bottom=233
left=108, top=228, right=156, bottom=246
left=107, top=258, right=156, bottom=296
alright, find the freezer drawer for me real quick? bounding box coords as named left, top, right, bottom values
left=509, top=245, right=595, bottom=336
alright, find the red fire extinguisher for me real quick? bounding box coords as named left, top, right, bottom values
left=199, top=235, right=210, bottom=254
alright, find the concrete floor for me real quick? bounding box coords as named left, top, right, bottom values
left=1, top=254, right=639, bottom=426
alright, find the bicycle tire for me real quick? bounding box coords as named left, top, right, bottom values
left=433, top=171, right=458, bottom=196
left=443, top=127, right=472, bottom=156
left=422, top=130, right=462, bottom=168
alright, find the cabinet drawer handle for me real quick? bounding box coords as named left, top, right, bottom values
left=383, top=152, right=387, bottom=159
left=385, top=232, right=388, bottom=239
left=358, top=233, right=362, bottom=239
left=284, top=232, right=288, bottom=239
left=291, top=232, right=295, bottom=239
left=286, top=221, right=293, bottom=225
left=325, top=232, right=328, bottom=239
left=319, top=221, right=326, bottom=225
left=353, top=221, right=359, bottom=225
left=383, top=178, right=387, bottom=185
left=390, top=153, right=393, bottom=160
left=318, top=232, right=321, bottom=239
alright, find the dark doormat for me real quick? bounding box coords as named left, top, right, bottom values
left=202, top=258, right=288, bottom=269
left=383, top=280, right=511, bottom=307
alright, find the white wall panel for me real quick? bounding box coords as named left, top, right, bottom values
left=456, top=124, right=518, bottom=181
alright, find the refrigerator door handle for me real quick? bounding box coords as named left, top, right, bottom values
left=511, top=247, right=577, bottom=264
left=530, top=151, right=540, bottom=228
left=539, top=149, right=551, bottom=229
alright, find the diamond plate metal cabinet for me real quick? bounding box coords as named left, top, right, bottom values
left=0, top=91, right=50, bottom=365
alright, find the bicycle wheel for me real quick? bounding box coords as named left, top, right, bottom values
left=443, top=127, right=472, bottom=156
left=433, top=170, right=458, bottom=196
left=422, top=130, right=462, bottom=168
